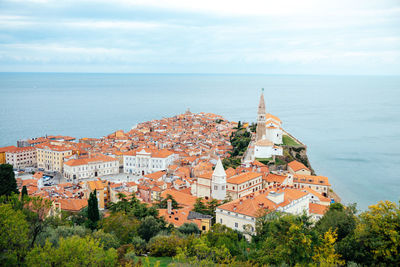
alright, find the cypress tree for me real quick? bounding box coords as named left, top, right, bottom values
left=21, top=185, right=28, bottom=198
left=87, top=189, right=100, bottom=229
left=0, top=164, right=19, bottom=196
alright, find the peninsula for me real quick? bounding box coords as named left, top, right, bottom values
left=5, top=91, right=396, bottom=267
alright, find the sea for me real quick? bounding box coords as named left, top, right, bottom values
left=1, top=73, right=399, bottom=210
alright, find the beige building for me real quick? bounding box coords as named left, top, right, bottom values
left=36, top=143, right=72, bottom=172
left=193, top=165, right=263, bottom=201
left=288, top=160, right=311, bottom=175
left=83, top=180, right=108, bottom=210
left=226, top=172, right=263, bottom=199
left=5, top=146, right=37, bottom=169
left=293, top=174, right=330, bottom=197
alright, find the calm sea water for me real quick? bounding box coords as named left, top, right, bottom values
left=1, top=73, right=399, bottom=209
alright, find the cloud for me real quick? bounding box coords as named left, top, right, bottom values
left=0, top=0, right=399, bottom=74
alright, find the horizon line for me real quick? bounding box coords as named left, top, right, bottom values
left=0, top=71, right=399, bottom=77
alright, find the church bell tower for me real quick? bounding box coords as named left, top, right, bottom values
left=256, top=89, right=267, bottom=142
left=211, top=158, right=227, bottom=200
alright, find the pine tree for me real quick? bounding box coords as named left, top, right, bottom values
left=87, top=190, right=100, bottom=229
left=0, top=164, right=19, bottom=196
left=21, top=185, right=28, bottom=199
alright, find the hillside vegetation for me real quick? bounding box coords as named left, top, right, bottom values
left=1, top=188, right=400, bottom=266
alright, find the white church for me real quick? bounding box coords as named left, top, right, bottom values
left=254, top=90, right=283, bottom=159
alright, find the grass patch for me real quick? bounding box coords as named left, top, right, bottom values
left=282, top=135, right=300, bottom=147
left=136, top=256, right=173, bottom=267
left=275, top=158, right=286, bottom=166
left=256, top=157, right=272, bottom=165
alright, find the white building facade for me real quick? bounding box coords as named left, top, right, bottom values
left=63, top=155, right=119, bottom=180
left=211, top=158, right=227, bottom=200
left=123, top=148, right=175, bottom=175
left=254, top=139, right=283, bottom=159
left=216, top=188, right=311, bottom=238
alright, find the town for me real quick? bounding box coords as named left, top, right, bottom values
left=0, top=91, right=336, bottom=238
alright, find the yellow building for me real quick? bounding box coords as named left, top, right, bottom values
left=84, top=180, right=108, bottom=210
left=0, top=146, right=17, bottom=164
left=36, top=143, right=72, bottom=172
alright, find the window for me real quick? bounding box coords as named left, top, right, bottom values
left=214, top=185, right=218, bottom=190
left=222, top=186, right=225, bottom=190
left=220, top=218, right=222, bottom=223
left=235, top=222, right=238, bottom=228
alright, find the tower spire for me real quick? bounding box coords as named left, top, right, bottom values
left=211, top=157, right=226, bottom=200
left=256, top=89, right=267, bottom=141
left=258, top=88, right=266, bottom=115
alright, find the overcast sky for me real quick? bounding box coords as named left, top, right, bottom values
left=0, top=0, right=399, bottom=74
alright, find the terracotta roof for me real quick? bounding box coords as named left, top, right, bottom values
left=197, top=171, right=213, bottom=180
left=144, top=171, right=166, bottom=180
left=161, top=189, right=197, bottom=208
left=264, top=173, right=287, bottom=184
left=218, top=188, right=308, bottom=217
left=159, top=206, right=203, bottom=228
left=35, top=143, right=72, bottom=152
left=309, top=203, right=329, bottom=215
left=57, top=199, right=88, bottom=212
left=288, top=160, right=310, bottom=172
left=33, top=172, right=44, bottom=179
left=5, top=146, right=35, bottom=153
left=301, top=187, right=331, bottom=203
left=227, top=172, right=262, bottom=185
left=64, top=154, right=117, bottom=166
left=0, top=146, right=17, bottom=153
left=87, top=180, right=105, bottom=191
left=266, top=113, right=281, bottom=123
left=294, top=174, right=330, bottom=186
left=124, top=148, right=173, bottom=158
left=252, top=160, right=266, bottom=167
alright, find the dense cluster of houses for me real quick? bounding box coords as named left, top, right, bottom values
left=1, top=97, right=334, bottom=236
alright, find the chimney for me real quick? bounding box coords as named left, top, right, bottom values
left=167, top=199, right=172, bottom=215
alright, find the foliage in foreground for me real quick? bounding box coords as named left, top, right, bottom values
left=1, top=185, right=400, bottom=266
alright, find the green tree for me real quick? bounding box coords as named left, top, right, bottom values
left=155, top=194, right=181, bottom=209
left=21, top=185, right=28, bottom=199
left=0, top=164, right=18, bottom=196
left=36, top=225, right=89, bottom=247
left=26, top=235, right=118, bottom=266
left=175, top=235, right=233, bottom=264
left=193, top=198, right=208, bottom=214
left=22, top=196, right=52, bottom=248
left=93, top=230, right=120, bottom=250
left=353, top=200, right=400, bottom=265
left=255, top=213, right=317, bottom=265
left=178, top=223, right=201, bottom=235
left=108, top=194, right=159, bottom=220
left=101, top=212, right=140, bottom=244
left=130, top=236, right=147, bottom=255
left=315, top=203, right=357, bottom=241
left=87, top=190, right=100, bottom=230
left=0, top=203, right=29, bottom=265
left=138, top=216, right=163, bottom=241
left=148, top=234, right=185, bottom=256
left=315, top=202, right=357, bottom=263
left=312, top=229, right=345, bottom=265
left=205, top=224, right=247, bottom=257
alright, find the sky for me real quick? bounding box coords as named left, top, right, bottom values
left=0, top=0, right=399, bottom=74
